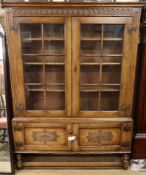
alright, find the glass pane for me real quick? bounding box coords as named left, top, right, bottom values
left=44, top=56, right=64, bottom=63
left=80, top=66, right=100, bottom=84
left=24, top=65, right=43, bottom=83
left=103, top=41, right=123, bottom=55
left=22, top=40, right=42, bottom=54
left=81, top=24, right=101, bottom=39
left=21, top=24, right=42, bottom=40
left=80, top=56, right=100, bottom=63
left=23, top=55, right=44, bottom=63
left=26, top=91, right=45, bottom=110
left=103, top=25, right=124, bottom=38
left=80, top=92, right=99, bottom=111
left=102, top=56, right=122, bottom=63
left=81, top=41, right=101, bottom=56
left=100, top=92, right=119, bottom=111
left=46, top=92, right=65, bottom=110
left=44, top=24, right=64, bottom=39
left=102, top=65, right=121, bottom=84
left=44, top=40, right=64, bottom=55
left=21, top=23, right=65, bottom=111
left=45, top=66, right=65, bottom=84
left=79, top=23, right=124, bottom=112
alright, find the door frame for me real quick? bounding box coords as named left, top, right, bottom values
left=72, top=17, right=138, bottom=118
left=12, top=17, right=72, bottom=117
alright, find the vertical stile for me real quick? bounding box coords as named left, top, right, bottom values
left=41, top=24, right=46, bottom=110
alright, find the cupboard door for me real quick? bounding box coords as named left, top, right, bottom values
left=12, top=17, right=71, bottom=117
left=73, top=121, right=132, bottom=152
left=12, top=121, right=72, bottom=152
left=72, top=17, right=139, bottom=118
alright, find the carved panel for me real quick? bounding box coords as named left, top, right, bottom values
left=87, top=130, right=113, bottom=144
left=32, top=129, right=59, bottom=144
left=11, top=7, right=136, bottom=17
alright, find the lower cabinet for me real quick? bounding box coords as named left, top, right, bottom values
left=12, top=119, right=133, bottom=169
left=12, top=119, right=132, bottom=153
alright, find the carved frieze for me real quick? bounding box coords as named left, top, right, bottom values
left=11, top=7, right=136, bottom=17
left=87, top=130, right=113, bottom=144
left=32, top=129, right=59, bottom=144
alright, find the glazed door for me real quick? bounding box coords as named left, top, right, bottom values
left=72, top=17, right=138, bottom=118
left=13, top=17, right=71, bottom=117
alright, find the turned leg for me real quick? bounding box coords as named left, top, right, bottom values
left=122, top=154, right=129, bottom=170
left=16, top=154, right=23, bottom=170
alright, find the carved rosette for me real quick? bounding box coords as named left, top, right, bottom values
left=32, top=129, right=59, bottom=144
left=11, top=7, right=136, bottom=17
left=87, top=130, right=113, bottom=144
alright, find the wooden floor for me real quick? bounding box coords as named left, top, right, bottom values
left=15, top=169, right=146, bottom=175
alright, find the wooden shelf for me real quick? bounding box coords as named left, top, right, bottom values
left=25, top=83, right=65, bottom=86
left=24, top=62, right=43, bottom=65
left=44, top=37, right=64, bottom=41
left=22, top=53, right=65, bottom=56
left=80, top=54, right=123, bottom=57
left=80, top=54, right=100, bottom=57
left=102, top=84, right=120, bottom=86
left=24, top=62, right=65, bottom=65
left=80, top=62, right=100, bottom=65
left=103, top=38, right=123, bottom=41
left=22, top=37, right=64, bottom=42
left=25, top=83, right=44, bottom=86
left=80, top=83, right=120, bottom=86
left=80, top=62, right=121, bottom=65
left=102, top=63, right=121, bottom=65
left=102, top=54, right=123, bottom=57
left=80, top=37, right=123, bottom=41
left=23, top=38, right=42, bottom=41
left=22, top=54, right=43, bottom=56
left=45, top=63, right=65, bottom=65
left=81, top=37, right=101, bottom=41
left=27, top=89, right=65, bottom=92
left=46, top=89, right=65, bottom=92
left=27, top=89, right=45, bottom=92
left=80, top=83, right=99, bottom=86
left=46, top=83, right=65, bottom=86
left=80, top=89, right=120, bottom=92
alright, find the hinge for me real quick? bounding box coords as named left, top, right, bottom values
left=120, top=105, right=130, bottom=111
left=10, top=24, right=19, bottom=31
left=15, top=142, right=23, bottom=147
left=15, top=104, right=24, bottom=111
left=121, top=142, right=130, bottom=147
left=123, top=125, right=132, bottom=132
left=127, top=25, right=137, bottom=32
left=13, top=124, right=22, bottom=132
